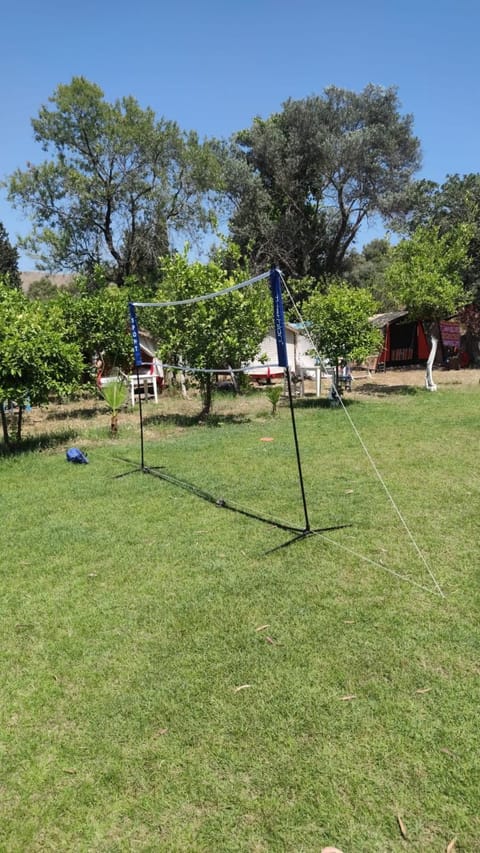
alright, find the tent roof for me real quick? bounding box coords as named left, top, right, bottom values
left=370, top=310, right=408, bottom=329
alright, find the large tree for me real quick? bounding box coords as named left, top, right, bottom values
left=0, top=222, right=21, bottom=290
left=7, top=77, right=220, bottom=285
left=345, top=238, right=394, bottom=310
left=221, top=85, right=420, bottom=283
left=386, top=224, right=472, bottom=390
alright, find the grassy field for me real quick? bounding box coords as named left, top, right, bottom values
left=1, top=375, right=479, bottom=851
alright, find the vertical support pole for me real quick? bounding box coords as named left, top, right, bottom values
left=136, top=365, right=145, bottom=471
left=269, top=268, right=310, bottom=532
left=129, top=302, right=146, bottom=472
left=285, top=368, right=311, bottom=532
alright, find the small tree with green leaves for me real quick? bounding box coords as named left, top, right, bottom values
left=27, top=277, right=60, bottom=301
left=303, top=282, right=382, bottom=385
left=265, top=384, right=283, bottom=416
left=140, top=252, right=271, bottom=419
left=386, top=224, right=472, bottom=390
left=55, top=284, right=135, bottom=380
left=100, top=379, right=128, bottom=435
left=0, top=283, right=82, bottom=446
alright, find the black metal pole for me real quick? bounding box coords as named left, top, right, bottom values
left=136, top=365, right=145, bottom=471
left=285, top=368, right=310, bottom=532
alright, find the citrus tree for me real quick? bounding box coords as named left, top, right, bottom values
left=303, top=282, right=382, bottom=385
left=140, top=252, right=271, bottom=418
left=0, top=281, right=82, bottom=446
left=386, top=225, right=472, bottom=390
left=55, top=284, right=136, bottom=380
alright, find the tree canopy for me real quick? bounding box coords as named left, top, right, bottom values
left=386, top=224, right=472, bottom=323
left=7, top=77, right=220, bottom=285
left=386, top=224, right=472, bottom=389
left=345, top=238, right=393, bottom=310
left=55, top=283, right=136, bottom=378
left=392, top=173, right=480, bottom=300
left=0, top=222, right=21, bottom=290
left=303, top=282, right=382, bottom=374
left=139, top=252, right=271, bottom=416
left=0, top=282, right=82, bottom=444
left=221, top=84, right=420, bottom=282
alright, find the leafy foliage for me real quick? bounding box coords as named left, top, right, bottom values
left=7, top=77, right=220, bottom=284
left=0, top=283, right=82, bottom=444
left=26, top=277, right=60, bottom=301
left=345, top=238, right=394, bottom=310
left=100, top=379, right=128, bottom=414
left=265, top=384, right=282, bottom=415
left=0, top=222, right=21, bottom=290
left=140, top=252, right=271, bottom=416
left=386, top=224, right=472, bottom=322
left=392, top=173, right=480, bottom=299
left=99, top=378, right=128, bottom=435
left=222, top=85, right=420, bottom=283
left=55, top=284, right=135, bottom=377
left=303, top=282, right=382, bottom=370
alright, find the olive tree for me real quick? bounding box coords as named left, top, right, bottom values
left=222, top=85, right=420, bottom=284
left=7, top=77, right=220, bottom=284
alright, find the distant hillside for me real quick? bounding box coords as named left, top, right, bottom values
left=20, top=272, right=75, bottom=293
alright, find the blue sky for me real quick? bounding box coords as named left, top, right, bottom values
left=1, top=0, right=479, bottom=268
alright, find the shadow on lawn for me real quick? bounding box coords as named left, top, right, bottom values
left=143, top=412, right=251, bottom=428
left=45, top=405, right=103, bottom=421
left=356, top=383, right=419, bottom=396
left=0, top=428, right=77, bottom=458
left=293, top=397, right=355, bottom=410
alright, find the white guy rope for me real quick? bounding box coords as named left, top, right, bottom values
left=132, top=270, right=270, bottom=308
left=312, top=530, right=444, bottom=597
left=279, top=272, right=445, bottom=598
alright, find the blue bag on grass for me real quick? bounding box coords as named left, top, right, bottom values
left=66, top=447, right=89, bottom=464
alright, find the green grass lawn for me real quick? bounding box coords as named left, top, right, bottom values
left=1, top=386, right=479, bottom=851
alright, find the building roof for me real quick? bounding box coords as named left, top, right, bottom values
left=370, top=310, right=408, bottom=328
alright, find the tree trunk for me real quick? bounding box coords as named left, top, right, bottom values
left=0, top=403, right=10, bottom=448
left=179, top=371, right=188, bottom=399
left=199, top=375, right=214, bottom=419
left=425, top=327, right=438, bottom=391
left=227, top=365, right=238, bottom=394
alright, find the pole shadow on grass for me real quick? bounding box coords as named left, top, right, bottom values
left=113, top=457, right=350, bottom=554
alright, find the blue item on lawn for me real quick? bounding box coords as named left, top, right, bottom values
left=66, top=447, right=89, bottom=464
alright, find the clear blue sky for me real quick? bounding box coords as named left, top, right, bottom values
left=1, top=0, right=479, bottom=269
